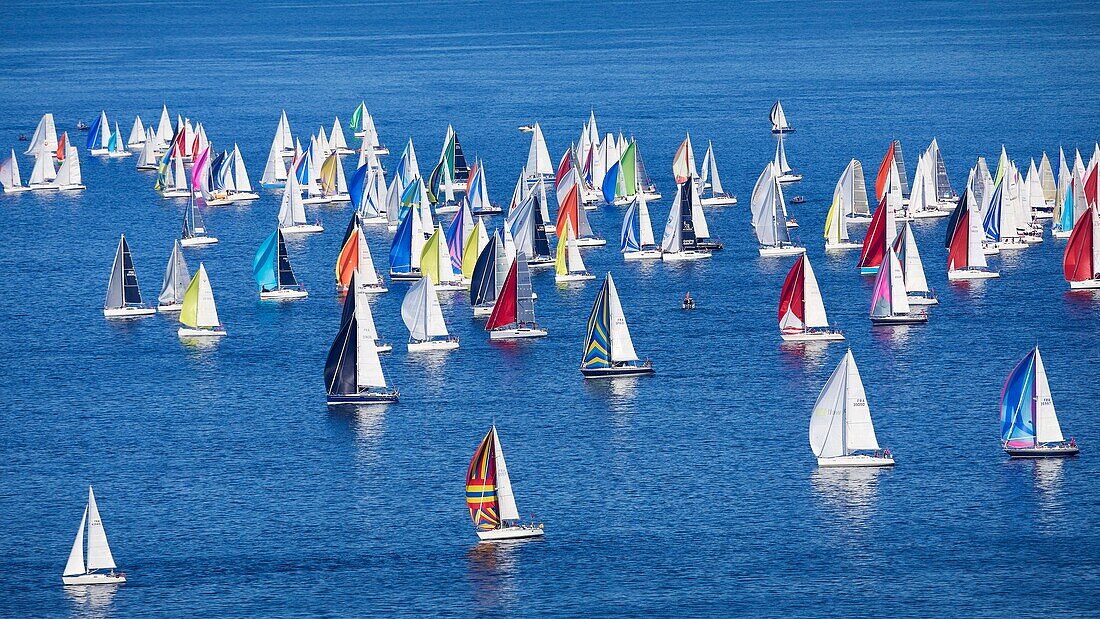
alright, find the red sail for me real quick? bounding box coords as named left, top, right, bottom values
left=778, top=256, right=805, bottom=331
left=555, top=183, right=580, bottom=239
left=1084, top=162, right=1098, bottom=208
left=1064, top=206, right=1095, bottom=281
left=874, top=141, right=896, bottom=201
left=858, top=196, right=888, bottom=269
left=486, top=258, right=518, bottom=330
left=555, top=150, right=571, bottom=190
left=947, top=211, right=970, bottom=271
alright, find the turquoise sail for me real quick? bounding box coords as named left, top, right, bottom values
left=252, top=230, right=279, bottom=292
left=1000, top=350, right=1037, bottom=446
left=620, top=200, right=640, bottom=252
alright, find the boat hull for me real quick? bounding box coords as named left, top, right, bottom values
left=472, top=305, right=494, bottom=317
left=870, top=314, right=928, bottom=325
left=910, top=209, right=949, bottom=219
left=327, top=390, right=399, bottom=405
left=555, top=273, right=595, bottom=283
left=817, top=454, right=895, bottom=468
left=623, top=249, right=663, bottom=261
left=157, top=303, right=183, bottom=313
left=2, top=185, right=32, bottom=193
left=1053, top=230, right=1072, bottom=239
left=62, top=572, right=127, bottom=586
left=907, top=294, right=939, bottom=306
left=777, top=173, right=802, bottom=183
left=432, top=282, right=467, bottom=292
left=780, top=330, right=845, bottom=342
left=575, top=237, right=606, bottom=247
left=948, top=269, right=999, bottom=281
left=260, top=288, right=308, bottom=300
left=1069, top=278, right=1100, bottom=290
left=408, top=338, right=459, bottom=352
left=490, top=327, right=548, bottom=340
left=477, top=525, right=545, bottom=542
left=662, top=250, right=711, bottom=261
left=177, top=326, right=226, bottom=338
left=825, top=241, right=863, bottom=250
left=388, top=270, right=423, bottom=282
left=1004, top=444, right=1079, bottom=458
left=700, top=195, right=738, bottom=206
left=280, top=224, right=324, bottom=234
left=846, top=214, right=874, bottom=223
left=759, top=245, right=806, bottom=257
left=581, top=362, right=655, bottom=379
left=180, top=236, right=219, bottom=247
left=104, top=306, right=156, bottom=319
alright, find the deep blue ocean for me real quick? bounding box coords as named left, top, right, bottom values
left=2, top=1, right=1099, bottom=616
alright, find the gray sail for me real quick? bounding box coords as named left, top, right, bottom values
left=158, top=241, right=190, bottom=305
left=105, top=234, right=142, bottom=308
left=515, top=251, right=536, bottom=324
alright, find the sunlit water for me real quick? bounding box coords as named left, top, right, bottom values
left=1, top=1, right=1099, bottom=616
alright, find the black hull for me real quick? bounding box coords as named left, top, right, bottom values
left=581, top=365, right=656, bottom=379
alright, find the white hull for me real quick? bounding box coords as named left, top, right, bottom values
left=63, top=573, right=127, bottom=586
left=360, top=215, right=388, bottom=225
left=472, top=305, right=494, bottom=317
left=108, top=151, right=132, bottom=159
left=948, top=269, right=999, bottom=281
left=575, top=237, right=606, bottom=247
left=780, top=330, right=845, bottom=342
left=280, top=224, right=324, bottom=234
left=907, top=295, right=939, bottom=305
left=30, top=183, right=60, bottom=191
left=777, top=173, right=802, bottom=183
left=623, top=249, right=662, bottom=261
left=180, top=236, right=218, bottom=247
left=2, top=185, right=32, bottom=193
left=759, top=245, right=806, bottom=257
left=1069, top=278, right=1100, bottom=290
left=870, top=313, right=928, bottom=325
left=260, top=288, right=308, bottom=300
left=490, top=326, right=548, bottom=340
left=358, top=284, right=389, bottom=294
left=846, top=214, right=873, bottom=223
left=700, top=195, right=738, bottom=206
left=662, top=250, right=711, bottom=262
left=1052, top=229, right=1072, bottom=239
left=230, top=191, right=260, bottom=201
left=56, top=184, right=86, bottom=191
left=104, top=306, right=156, bottom=319
left=910, top=209, right=948, bottom=219
left=159, top=189, right=190, bottom=198
left=205, top=197, right=235, bottom=206
left=407, top=338, right=459, bottom=352
left=556, top=273, right=595, bottom=282
left=177, top=326, right=226, bottom=338
left=818, top=454, right=895, bottom=468
left=435, top=204, right=460, bottom=214
left=994, top=240, right=1029, bottom=251
left=477, top=525, right=545, bottom=541
left=157, top=303, right=183, bottom=313
left=825, top=241, right=862, bottom=250
left=325, top=193, right=351, bottom=203
left=641, top=190, right=662, bottom=201
left=375, top=341, right=393, bottom=353
left=433, top=281, right=467, bottom=292
left=302, top=195, right=332, bottom=205
left=89, top=148, right=109, bottom=156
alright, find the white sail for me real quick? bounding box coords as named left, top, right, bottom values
left=637, top=194, right=656, bottom=246
left=353, top=281, right=387, bottom=389
left=155, top=105, right=172, bottom=148
left=689, top=180, right=710, bottom=238
left=887, top=249, right=911, bottom=314
left=909, top=152, right=935, bottom=213
left=1033, top=348, right=1064, bottom=444
left=606, top=273, right=638, bottom=363
left=966, top=188, right=989, bottom=268
left=565, top=224, right=586, bottom=273
left=64, top=506, right=87, bottom=576
left=810, top=350, right=879, bottom=459
left=661, top=187, right=682, bottom=252
left=754, top=174, right=790, bottom=246
left=193, top=264, right=221, bottom=328
left=356, top=229, right=380, bottom=285
left=232, top=145, right=253, bottom=192
left=525, top=123, right=554, bottom=177
left=25, top=113, right=58, bottom=155
left=775, top=134, right=792, bottom=174
left=137, top=132, right=158, bottom=168
left=277, top=110, right=294, bottom=151
left=85, top=487, right=116, bottom=571
left=706, top=141, right=724, bottom=195
left=770, top=100, right=790, bottom=132
left=330, top=117, right=349, bottom=151
left=401, top=276, right=448, bottom=340
left=491, top=426, right=520, bottom=522
left=750, top=163, right=775, bottom=223
left=29, top=152, right=56, bottom=185
left=159, top=241, right=190, bottom=306
left=802, top=257, right=829, bottom=328
left=278, top=176, right=307, bottom=227
left=843, top=352, right=879, bottom=451
left=825, top=163, right=852, bottom=244
left=261, top=135, right=287, bottom=185
left=127, top=116, right=145, bottom=147
left=897, top=222, right=929, bottom=294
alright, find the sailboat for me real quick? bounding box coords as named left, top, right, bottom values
left=136, top=129, right=159, bottom=170
left=982, top=178, right=1028, bottom=252
left=466, top=425, right=545, bottom=541
left=824, top=160, right=866, bottom=249
left=228, top=145, right=259, bottom=201
left=324, top=271, right=399, bottom=404
left=401, top=276, right=459, bottom=351
left=893, top=221, right=937, bottom=305
left=158, top=240, right=190, bottom=312
left=553, top=173, right=604, bottom=247
left=153, top=105, right=173, bottom=152
left=672, top=134, right=699, bottom=184
left=870, top=247, right=927, bottom=325
left=62, top=487, right=126, bottom=585
left=580, top=272, right=654, bottom=377
left=329, top=116, right=355, bottom=155
left=86, top=111, right=111, bottom=156
left=260, top=131, right=289, bottom=188
left=106, top=122, right=131, bottom=159
left=104, top=234, right=156, bottom=318
left=126, top=116, right=145, bottom=149
left=155, top=136, right=190, bottom=198
left=698, top=141, right=737, bottom=205
left=524, top=122, right=554, bottom=181
left=25, top=113, right=58, bottom=156
left=253, top=229, right=307, bottom=300
left=177, top=263, right=226, bottom=337
left=875, top=140, right=910, bottom=204
left=773, top=133, right=801, bottom=183
left=319, top=151, right=351, bottom=202
left=389, top=202, right=426, bottom=281
left=0, top=149, right=31, bottom=193
left=925, top=138, right=958, bottom=209
left=857, top=194, right=897, bottom=275
left=51, top=144, right=85, bottom=191
left=620, top=194, right=662, bottom=260
left=421, top=223, right=466, bottom=291
left=336, top=216, right=387, bottom=293
left=908, top=151, right=946, bottom=219
left=277, top=175, right=323, bottom=234
left=27, top=150, right=57, bottom=190
left=778, top=255, right=844, bottom=341
left=466, top=159, right=501, bottom=215
left=753, top=165, right=805, bottom=257
left=809, top=350, right=895, bottom=467
left=508, top=182, right=556, bottom=264
left=555, top=218, right=594, bottom=282
left=273, top=110, right=295, bottom=158
left=350, top=102, right=388, bottom=154
left=770, top=100, right=794, bottom=133
left=946, top=189, right=999, bottom=280
left=661, top=178, right=712, bottom=261
left=486, top=251, right=547, bottom=339
left=1038, top=152, right=1057, bottom=208
left=470, top=230, right=508, bottom=317
left=1000, top=346, right=1079, bottom=457
left=1063, top=205, right=1100, bottom=289
left=181, top=192, right=218, bottom=247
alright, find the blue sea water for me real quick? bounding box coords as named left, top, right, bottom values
left=2, top=1, right=1100, bottom=616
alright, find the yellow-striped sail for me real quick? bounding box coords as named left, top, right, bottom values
left=179, top=269, right=201, bottom=328
left=555, top=214, right=572, bottom=276
left=461, top=219, right=484, bottom=281
left=420, top=225, right=443, bottom=284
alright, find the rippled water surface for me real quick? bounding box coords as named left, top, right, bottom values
left=2, top=1, right=1099, bottom=616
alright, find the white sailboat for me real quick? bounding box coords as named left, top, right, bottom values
left=401, top=276, right=459, bottom=351
left=893, top=221, right=937, bottom=305
left=181, top=193, right=218, bottom=247
left=555, top=218, right=594, bottom=282
left=52, top=145, right=86, bottom=191
left=620, top=194, right=662, bottom=260
left=660, top=179, right=712, bottom=261
left=773, top=133, right=802, bottom=183
left=753, top=164, right=805, bottom=257
left=698, top=141, right=737, bottom=205
left=25, top=113, right=58, bottom=156
left=778, top=255, right=844, bottom=342
left=177, top=263, right=225, bottom=338
left=274, top=110, right=295, bottom=158
left=153, top=105, right=173, bottom=151
left=126, top=116, right=145, bottom=149
left=158, top=240, right=190, bottom=312
left=1, top=149, right=32, bottom=193
left=62, top=487, right=126, bottom=585
left=260, top=132, right=289, bottom=188
left=136, top=129, right=159, bottom=170
left=770, top=100, right=794, bottom=133
left=908, top=151, right=946, bottom=219
left=107, top=122, right=132, bottom=159
left=824, top=160, right=866, bottom=249
left=28, top=151, right=58, bottom=190
left=278, top=175, right=323, bottom=234
left=809, top=350, right=895, bottom=467
left=104, top=234, right=156, bottom=318
left=229, top=144, right=259, bottom=200
left=466, top=425, right=545, bottom=541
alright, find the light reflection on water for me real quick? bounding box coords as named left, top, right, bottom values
left=810, top=466, right=886, bottom=535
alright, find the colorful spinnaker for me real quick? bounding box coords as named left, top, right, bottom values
left=999, top=347, right=1077, bottom=457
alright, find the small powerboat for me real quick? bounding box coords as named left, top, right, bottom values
left=682, top=293, right=696, bottom=310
